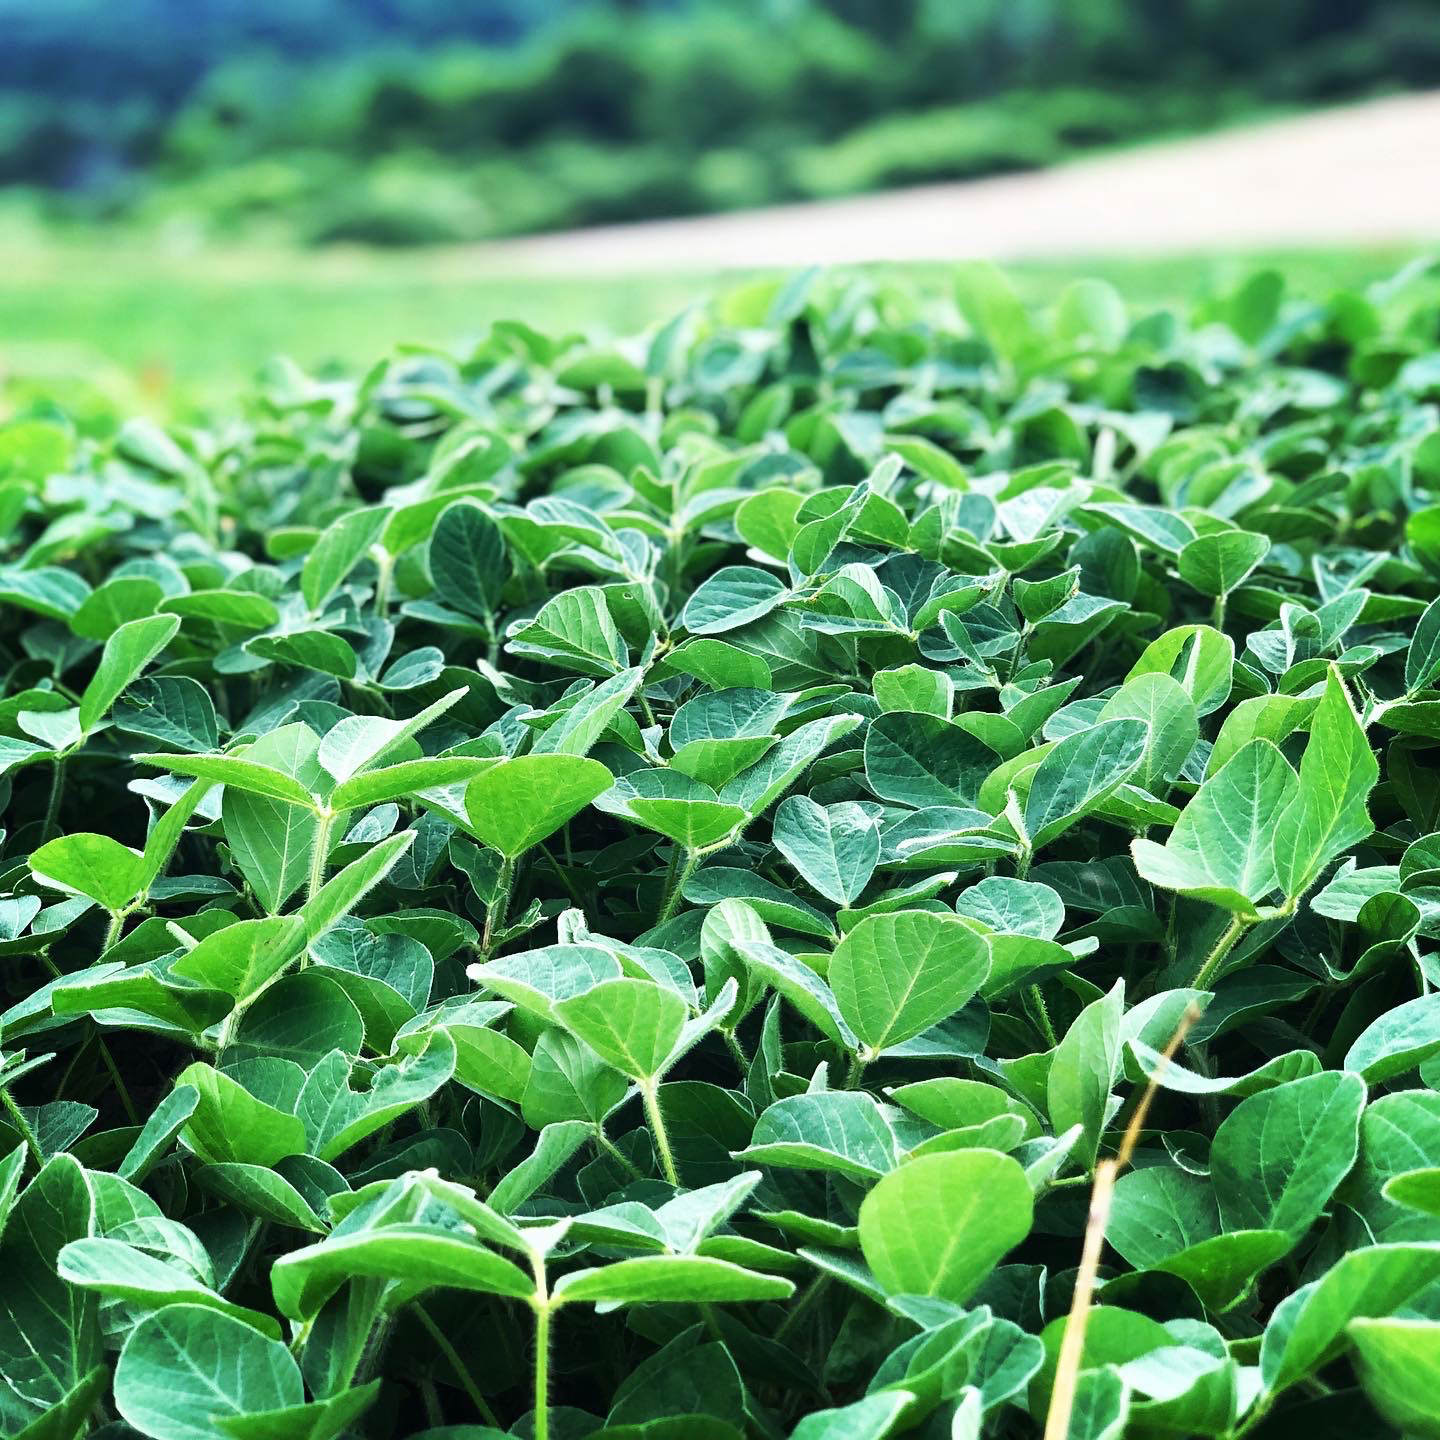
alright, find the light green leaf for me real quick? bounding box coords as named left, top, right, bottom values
left=1177, top=530, right=1270, bottom=597
left=554, top=978, right=688, bottom=1081
left=114, top=1304, right=302, bottom=1440
left=772, top=796, right=880, bottom=906
left=1132, top=739, right=1299, bottom=917
left=464, top=754, right=613, bottom=858
left=301, top=505, right=390, bottom=613
left=1022, top=719, right=1147, bottom=850
left=1210, top=1070, right=1365, bottom=1239
left=29, top=833, right=145, bottom=913
left=78, top=614, right=179, bottom=735
left=858, top=1150, right=1032, bottom=1302
left=1348, top=1317, right=1440, bottom=1438
left=1272, top=667, right=1378, bottom=900
left=830, top=911, right=990, bottom=1055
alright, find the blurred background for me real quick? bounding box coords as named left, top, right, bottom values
left=3, top=0, right=1440, bottom=415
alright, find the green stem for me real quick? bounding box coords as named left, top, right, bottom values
left=658, top=849, right=699, bottom=926
left=1191, top=915, right=1248, bottom=991
left=595, top=1128, right=645, bottom=1182
left=641, top=1079, right=680, bottom=1186
left=531, top=1247, right=553, bottom=1440
left=307, top=810, right=336, bottom=904
left=723, top=1029, right=751, bottom=1076
left=842, top=1051, right=869, bottom=1090
left=774, top=1273, right=831, bottom=1347
left=481, top=856, right=515, bottom=956
left=414, top=1303, right=501, bottom=1428
left=102, top=911, right=124, bottom=952
left=1212, top=591, right=1227, bottom=631
left=1028, top=984, right=1058, bottom=1049
left=372, top=550, right=394, bottom=618
left=42, top=755, right=66, bottom=840
left=0, top=1088, right=44, bottom=1168
left=97, top=1038, right=140, bottom=1126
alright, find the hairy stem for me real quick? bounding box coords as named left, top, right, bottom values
left=0, top=1087, right=45, bottom=1169
left=657, top=849, right=699, bottom=926
left=641, top=1079, right=680, bottom=1186
left=307, top=809, right=336, bottom=905
left=1028, top=984, right=1058, bottom=1049
left=42, top=756, right=66, bottom=841
left=481, top=856, right=515, bottom=956
left=1191, top=914, right=1248, bottom=991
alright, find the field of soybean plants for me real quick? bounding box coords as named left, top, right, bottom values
left=4, top=257, right=1440, bottom=1439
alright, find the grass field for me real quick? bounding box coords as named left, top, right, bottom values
left=0, top=236, right=1420, bottom=423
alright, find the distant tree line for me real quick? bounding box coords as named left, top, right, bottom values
left=2, top=0, right=1436, bottom=239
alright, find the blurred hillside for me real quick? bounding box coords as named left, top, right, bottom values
left=3, top=0, right=1439, bottom=245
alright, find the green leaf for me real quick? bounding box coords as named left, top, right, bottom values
left=1348, top=1317, right=1440, bottom=1438
left=1126, top=624, right=1234, bottom=717
left=1407, top=596, right=1440, bottom=693
left=1271, top=667, right=1378, bottom=900
left=58, top=1237, right=280, bottom=1335
left=772, top=796, right=879, bottom=906
left=115, top=1304, right=303, bottom=1440
left=1261, top=1243, right=1440, bottom=1396
left=302, top=830, right=416, bottom=939
left=428, top=499, right=510, bottom=618
left=29, top=833, right=145, bottom=913
left=1177, top=530, right=1270, bottom=597
left=829, top=911, right=990, bottom=1054
left=858, top=1150, right=1032, bottom=1302
left=1047, top=980, right=1123, bottom=1170
left=1022, top=718, right=1147, bottom=850
left=533, top=666, right=644, bottom=757
left=554, top=978, right=688, bottom=1081
left=682, top=566, right=790, bottom=636
left=1210, top=1071, right=1365, bottom=1239
left=175, top=1064, right=308, bottom=1167
left=864, top=711, right=997, bottom=810
left=78, top=614, right=179, bottom=734
left=301, top=505, right=390, bottom=612
left=246, top=630, right=358, bottom=679
left=1343, top=993, right=1440, bottom=1082
left=271, top=1226, right=532, bottom=1322
left=464, top=754, right=613, bottom=858
left=555, top=1255, right=794, bottom=1306
left=1132, top=739, right=1299, bottom=917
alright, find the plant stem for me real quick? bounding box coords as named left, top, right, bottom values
left=657, top=849, right=699, bottom=925
left=307, top=809, right=335, bottom=904
left=1212, top=591, right=1227, bottom=631
left=530, top=1248, right=552, bottom=1440
left=595, top=1127, right=645, bottom=1181
left=481, top=856, right=515, bottom=956
left=42, top=756, right=66, bottom=840
left=773, top=1273, right=830, bottom=1347
left=724, top=1029, right=750, bottom=1076
left=0, top=1088, right=45, bottom=1168
left=414, top=1303, right=501, bottom=1428
left=372, top=550, right=394, bottom=618
left=97, top=1038, right=140, bottom=1126
left=842, top=1051, right=868, bottom=1090
left=1028, top=984, right=1058, bottom=1048
left=1191, top=914, right=1248, bottom=991
left=102, top=911, right=124, bottom=952
left=641, top=1079, right=680, bottom=1185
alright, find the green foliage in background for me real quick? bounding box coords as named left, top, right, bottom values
left=0, top=256, right=1439, bottom=1436
left=5, top=0, right=1438, bottom=244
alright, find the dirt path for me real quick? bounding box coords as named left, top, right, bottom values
left=474, top=92, right=1440, bottom=273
